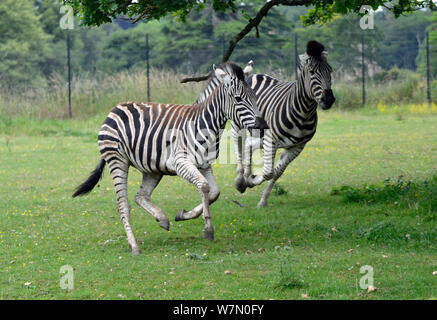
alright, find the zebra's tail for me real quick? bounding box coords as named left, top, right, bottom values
left=72, top=159, right=106, bottom=197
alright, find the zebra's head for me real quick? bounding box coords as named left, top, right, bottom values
left=299, top=40, right=336, bottom=110
left=213, top=63, right=268, bottom=132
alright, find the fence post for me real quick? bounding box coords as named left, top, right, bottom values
left=426, top=31, right=431, bottom=108
left=146, top=33, right=151, bottom=102
left=294, top=33, right=298, bottom=78
left=361, top=31, right=366, bottom=106
left=67, top=30, right=72, bottom=118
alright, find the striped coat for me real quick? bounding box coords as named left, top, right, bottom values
left=73, top=63, right=266, bottom=255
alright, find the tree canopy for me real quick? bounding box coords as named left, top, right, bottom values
left=65, top=0, right=435, bottom=27
left=64, top=1, right=435, bottom=65
left=0, top=0, right=49, bottom=86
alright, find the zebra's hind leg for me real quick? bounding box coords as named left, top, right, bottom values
left=135, top=173, right=170, bottom=231
left=107, top=159, right=141, bottom=256
left=175, top=166, right=220, bottom=222
left=257, top=146, right=303, bottom=208
left=257, top=178, right=278, bottom=208
left=175, top=161, right=215, bottom=241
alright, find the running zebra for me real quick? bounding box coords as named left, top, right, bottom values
left=194, top=60, right=274, bottom=194
left=72, top=63, right=267, bottom=255
left=196, top=40, right=335, bottom=207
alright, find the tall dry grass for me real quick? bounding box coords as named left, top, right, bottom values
left=0, top=68, right=431, bottom=120
left=0, top=69, right=205, bottom=119
left=333, top=74, right=428, bottom=109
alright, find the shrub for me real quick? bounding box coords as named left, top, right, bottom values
left=274, top=254, right=306, bottom=290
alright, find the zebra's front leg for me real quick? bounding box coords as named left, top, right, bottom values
left=175, top=161, right=215, bottom=240
left=246, top=129, right=276, bottom=188
left=243, top=136, right=263, bottom=187
left=257, top=146, right=304, bottom=208
left=135, top=173, right=170, bottom=231
left=107, top=160, right=141, bottom=256
left=232, top=126, right=247, bottom=193
left=175, top=166, right=220, bottom=222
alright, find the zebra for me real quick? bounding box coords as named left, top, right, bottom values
left=72, top=63, right=268, bottom=255
left=196, top=40, right=335, bottom=208
left=194, top=60, right=276, bottom=195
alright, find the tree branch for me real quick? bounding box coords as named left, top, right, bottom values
left=220, top=0, right=278, bottom=63
left=180, top=72, right=213, bottom=83
left=180, top=0, right=312, bottom=83
left=132, top=5, right=159, bottom=23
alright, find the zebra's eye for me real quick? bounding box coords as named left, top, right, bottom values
left=235, top=96, right=242, bottom=103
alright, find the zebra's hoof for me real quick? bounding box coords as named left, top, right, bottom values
left=203, top=228, right=214, bottom=241
left=175, top=210, right=187, bottom=221
left=234, top=176, right=247, bottom=193
left=257, top=201, right=268, bottom=208
left=131, top=247, right=141, bottom=256
left=158, top=219, right=170, bottom=231
left=248, top=175, right=264, bottom=188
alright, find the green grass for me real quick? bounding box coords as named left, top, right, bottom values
left=1, top=111, right=437, bottom=299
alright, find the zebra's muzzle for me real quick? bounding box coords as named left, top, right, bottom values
left=248, top=117, right=269, bottom=138
left=320, top=89, right=335, bottom=110
left=253, top=117, right=269, bottom=130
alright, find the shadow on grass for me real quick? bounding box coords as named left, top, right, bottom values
left=331, top=175, right=437, bottom=213
left=92, top=175, right=437, bottom=254
left=330, top=175, right=437, bottom=247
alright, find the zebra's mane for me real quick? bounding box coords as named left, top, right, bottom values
left=298, top=40, right=332, bottom=72
left=299, top=52, right=332, bottom=73
left=195, top=62, right=249, bottom=104
left=214, top=61, right=245, bottom=82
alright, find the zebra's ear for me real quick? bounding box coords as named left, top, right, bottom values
left=213, top=64, right=231, bottom=84
left=306, top=40, right=325, bottom=59
left=299, top=53, right=310, bottom=66
left=321, top=51, right=328, bottom=61
left=243, top=60, right=254, bottom=78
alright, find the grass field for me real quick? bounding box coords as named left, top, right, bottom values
left=1, top=110, right=436, bottom=299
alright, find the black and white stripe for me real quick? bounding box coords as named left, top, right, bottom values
left=72, top=63, right=266, bottom=255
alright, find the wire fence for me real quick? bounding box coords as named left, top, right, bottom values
left=70, top=30, right=435, bottom=114
left=4, top=28, right=435, bottom=118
